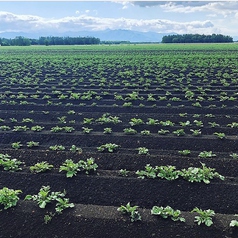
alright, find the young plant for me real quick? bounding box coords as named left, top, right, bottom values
left=59, top=159, right=79, bottom=178
left=129, top=118, right=144, bottom=126
left=198, top=151, right=216, bottom=158
left=69, top=145, right=83, bottom=154
left=146, top=118, right=159, bottom=125
left=137, top=147, right=149, bottom=155
left=12, top=125, right=29, bottom=132
left=49, top=145, right=65, bottom=151
left=123, top=127, right=137, bottom=135
left=136, top=164, right=157, bottom=179
left=180, top=163, right=224, bottom=184
left=0, top=125, right=11, bottom=131
left=103, top=127, right=112, bottom=134
left=158, top=129, right=170, bottom=135
left=31, top=125, right=45, bottom=132
left=50, top=126, right=64, bottom=133
left=151, top=206, right=185, bottom=222
left=27, top=141, right=39, bottom=148
left=11, top=142, right=22, bottom=150
left=63, top=126, right=75, bottom=133
left=78, top=158, right=98, bottom=174
left=30, top=161, right=54, bottom=173
left=178, top=150, right=191, bottom=156
left=140, top=130, right=151, bottom=136
left=172, top=129, right=185, bottom=136
left=156, top=165, right=181, bottom=180
left=25, top=186, right=74, bottom=216
left=213, top=132, right=226, bottom=139
left=191, top=207, right=215, bottom=226
left=117, top=202, right=141, bottom=222
left=82, top=127, right=93, bottom=134
left=0, top=187, right=22, bottom=210
left=119, top=169, right=130, bottom=177
left=160, top=120, right=174, bottom=127
left=230, top=153, right=238, bottom=159
left=230, top=220, right=238, bottom=227
left=97, top=143, right=120, bottom=153
left=190, top=129, right=202, bottom=136
left=208, top=122, right=220, bottom=128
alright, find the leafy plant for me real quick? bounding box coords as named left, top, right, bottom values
left=119, top=169, right=129, bottom=177
left=82, top=127, right=93, bottom=134
left=25, top=186, right=74, bottom=222
left=78, top=158, right=98, bottom=174
left=117, top=202, right=141, bottom=222
left=0, top=155, right=23, bottom=171
left=49, top=145, right=65, bottom=151
left=103, top=127, right=112, bottom=134
left=137, top=147, right=149, bottom=155
left=50, top=126, right=64, bottom=133
left=11, top=142, right=22, bottom=150
left=30, top=161, right=54, bottom=173
left=156, top=165, right=181, bottom=180
left=151, top=206, right=185, bottom=222
left=230, top=153, right=238, bottom=159
left=140, top=130, right=151, bottom=136
left=160, top=120, right=174, bottom=127
left=97, top=143, right=120, bottom=153
left=31, top=125, right=45, bottom=132
left=69, top=145, right=83, bottom=154
left=191, top=207, right=215, bottom=226
left=123, top=127, right=137, bottom=135
left=146, top=118, right=159, bottom=125
left=172, top=129, right=185, bottom=136
left=208, top=122, right=220, bottom=128
left=59, top=159, right=79, bottom=178
left=136, top=164, right=157, bottom=179
left=180, top=163, right=224, bottom=184
left=12, top=125, right=29, bottom=132
left=129, top=118, right=144, bottom=126
left=0, top=125, right=11, bottom=131
left=0, top=187, right=22, bottom=210
left=190, top=129, right=202, bottom=136
left=27, top=141, right=39, bottom=148
left=158, top=129, right=170, bottom=135
left=230, top=220, right=238, bottom=227
left=213, top=132, right=226, bottom=139
left=178, top=150, right=191, bottom=156
left=198, top=151, right=216, bottom=158
left=179, top=121, right=191, bottom=127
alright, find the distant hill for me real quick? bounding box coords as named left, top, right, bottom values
left=0, top=29, right=174, bottom=43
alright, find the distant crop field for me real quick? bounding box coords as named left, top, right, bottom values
left=1, top=43, right=238, bottom=237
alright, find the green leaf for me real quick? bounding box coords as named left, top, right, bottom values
left=39, top=201, right=47, bottom=209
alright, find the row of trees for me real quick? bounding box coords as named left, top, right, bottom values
left=162, top=34, right=233, bottom=43
left=0, top=36, right=100, bottom=46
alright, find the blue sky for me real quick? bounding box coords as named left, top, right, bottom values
left=0, top=1, right=237, bottom=36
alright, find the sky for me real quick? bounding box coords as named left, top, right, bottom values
left=0, top=1, right=237, bottom=37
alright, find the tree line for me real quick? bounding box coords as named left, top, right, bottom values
left=0, top=36, right=101, bottom=46
left=162, top=34, right=233, bottom=43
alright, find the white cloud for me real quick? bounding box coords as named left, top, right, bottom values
left=160, top=1, right=238, bottom=16
left=0, top=10, right=221, bottom=36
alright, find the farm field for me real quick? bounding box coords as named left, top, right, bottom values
left=1, top=43, right=238, bottom=237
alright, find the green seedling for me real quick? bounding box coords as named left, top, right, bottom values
left=97, top=143, right=120, bottom=153
left=191, top=207, right=215, bottom=226
left=117, top=202, right=141, bottom=222
left=30, top=161, right=54, bottom=173
left=0, top=187, right=22, bottom=210
left=151, top=206, right=185, bottom=222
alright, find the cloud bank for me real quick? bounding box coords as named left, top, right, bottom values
left=0, top=11, right=216, bottom=35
